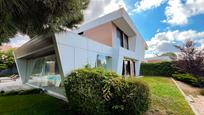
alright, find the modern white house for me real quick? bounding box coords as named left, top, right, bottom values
left=14, top=8, right=147, bottom=99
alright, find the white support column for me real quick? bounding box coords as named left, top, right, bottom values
left=135, top=61, right=141, bottom=76
left=112, top=48, right=124, bottom=75
left=116, top=55, right=124, bottom=75
left=15, top=58, right=27, bottom=83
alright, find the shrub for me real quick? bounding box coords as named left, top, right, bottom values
left=64, top=68, right=108, bottom=114
left=172, top=74, right=199, bottom=87
left=196, top=77, right=204, bottom=88
left=108, top=77, right=150, bottom=115
left=0, top=90, right=5, bottom=94
left=140, top=62, right=176, bottom=77
left=64, top=68, right=150, bottom=115
left=200, top=89, right=204, bottom=96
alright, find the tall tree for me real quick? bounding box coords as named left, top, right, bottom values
left=0, top=0, right=89, bottom=44
left=173, top=40, right=204, bottom=77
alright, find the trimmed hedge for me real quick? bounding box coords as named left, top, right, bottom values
left=172, top=74, right=199, bottom=86
left=200, top=89, right=204, bottom=96
left=64, top=68, right=150, bottom=115
left=172, top=74, right=204, bottom=87
left=140, top=62, right=176, bottom=77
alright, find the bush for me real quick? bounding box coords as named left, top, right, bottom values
left=200, top=89, right=204, bottom=96
left=172, top=74, right=199, bottom=87
left=64, top=68, right=150, bottom=115
left=197, top=77, right=204, bottom=87
left=140, top=62, right=176, bottom=77
left=108, top=77, right=150, bottom=115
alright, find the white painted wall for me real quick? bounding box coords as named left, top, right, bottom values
left=54, top=32, right=113, bottom=77
left=135, top=35, right=146, bottom=61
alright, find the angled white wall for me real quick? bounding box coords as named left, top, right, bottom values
left=54, top=32, right=113, bottom=77
left=14, top=58, right=27, bottom=83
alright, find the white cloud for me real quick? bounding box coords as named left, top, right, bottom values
left=84, top=0, right=128, bottom=23
left=145, top=30, right=204, bottom=57
left=145, top=52, right=157, bottom=58
left=132, top=0, right=204, bottom=26
left=134, top=0, right=165, bottom=12
left=5, top=33, right=30, bottom=47
left=163, top=0, right=204, bottom=26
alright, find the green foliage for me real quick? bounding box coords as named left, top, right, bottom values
left=0, top=49, right=15, bottom=69
left=64, top=68, right=150, bottom=115
left=198, top=77, right=204, bottom=87
left=0, top=0, right=89, bottom=44
left=0, top=64, right=7, bottom=70
left=108, top=77, right=150, bottom=115
left=172, top=74, right=201, bottom=87
left=140, top=62, right=176, bottom=77
left=200, top=89, right=204, bottom=96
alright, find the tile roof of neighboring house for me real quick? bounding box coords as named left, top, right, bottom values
left=144, top=56, right=172, bottom=63
left=0, top=44, right=14, bottom=52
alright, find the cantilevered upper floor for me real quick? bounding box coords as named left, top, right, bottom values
left=73, top=8, right=147, bottom=60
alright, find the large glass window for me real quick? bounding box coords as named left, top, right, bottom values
left=96, top=55, right=112, bottom=70
left=27, top=55, right=65, bottom=95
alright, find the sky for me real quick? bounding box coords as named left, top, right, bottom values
left=6, top=0, right=204, bottom=58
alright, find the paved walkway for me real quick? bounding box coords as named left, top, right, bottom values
left=0, top=78, right=32, bottom=92
left=191, top=96, right=204, bottom=115
left=175, top=80, right=204, bottom=115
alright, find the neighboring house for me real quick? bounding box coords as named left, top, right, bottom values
left=144, top=56, right=172, bottom=63
left=14, top=8, right=147, bottom=99
left=0, top=44, right=13, bottom=52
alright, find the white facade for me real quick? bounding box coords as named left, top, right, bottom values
left=14, top=8, right=147, bottom=98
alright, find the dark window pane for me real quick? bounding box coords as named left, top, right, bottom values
left=126, top=60, right=131, bottom=75
left=122, top=60, right=125, bottom=75
left=124, top=34, right=129, bottom=49
left=133, top=61, right=135, bottom=76
left=117, top=28, right=123, bottom=47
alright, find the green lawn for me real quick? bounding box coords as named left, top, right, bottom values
left=0, top=94, right=71, bottom=115
left=142, top=77, right=194, bottom=115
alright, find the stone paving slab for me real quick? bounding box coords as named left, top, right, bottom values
left=191, top=95, right=204, bottom=115
left=174, top=79, right=204, bottom=115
